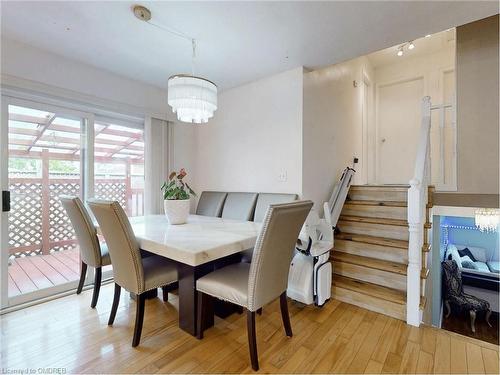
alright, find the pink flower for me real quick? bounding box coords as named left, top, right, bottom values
left=178, top=168, right=187, bottom=179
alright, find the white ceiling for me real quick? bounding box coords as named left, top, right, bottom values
left=1, top=1, right=498, bottom=90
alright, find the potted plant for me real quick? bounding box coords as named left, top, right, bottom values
left=161, top=168, right=196, bottom=224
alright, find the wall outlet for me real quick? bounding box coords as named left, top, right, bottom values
left=278, top=170, right=287, bottom=182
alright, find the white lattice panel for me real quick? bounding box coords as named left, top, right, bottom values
left=95, top=181, right=127, bottom=210
left=49, top=182, right=81, bottom=252
left=9, top=182, right=43, bottom=258
left=9, top=179, right=134, bottom=258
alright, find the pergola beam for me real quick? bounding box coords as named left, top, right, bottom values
left=27, top=113, right=56, bottom=152
left=8, top=113, right=144, bottom=163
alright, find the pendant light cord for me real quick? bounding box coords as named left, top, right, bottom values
left=191, top=39, right=196, bottom=76
left=146, top=19, right=197, bottom=76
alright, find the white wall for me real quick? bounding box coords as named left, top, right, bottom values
left=302, top=57, right=373, bottom=208
left=455, top=15, right=499, bottom=196
left=1, top=38, right=170, bottom=120
left=193, top=67, right=304, bottom=195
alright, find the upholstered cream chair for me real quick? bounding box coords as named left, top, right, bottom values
left=88, top=199, right=178, bottom=347
left=196, top=200, right=313, bottom=370
left=221, top=192, right=258, bottom=221
left=241, top=193, right=298, bottom=262
left=253, top=193, right=298, bottom=223
left=196, top=191, right=227, bottom=217
left=60, top=196, right=111, bottom=308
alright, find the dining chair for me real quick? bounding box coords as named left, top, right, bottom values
left=241, top=193, right=298, bottom=262
left=196, top=200, right=313, bottom=371
left=221, top=192, right=258, bottom=221
left=60, top=195, right=111, bottom=308
left=196, top=191, right=227, bottom=217
left=88, top=199, right=178, bottom=347
left=253, top=193, right=298, bottom=223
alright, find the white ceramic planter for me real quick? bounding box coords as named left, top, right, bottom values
left=164, top=199, right=190, bottom=225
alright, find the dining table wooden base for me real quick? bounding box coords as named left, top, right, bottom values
left=177, top=253, right=243, bottom=336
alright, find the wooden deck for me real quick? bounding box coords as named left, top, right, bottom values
left=8, top=248, right=81, bottom=297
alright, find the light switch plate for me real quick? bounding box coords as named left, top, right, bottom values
left=278, top=170, right=287, bottom=182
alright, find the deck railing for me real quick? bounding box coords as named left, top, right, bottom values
left=8, top=176, right=143, bottom=259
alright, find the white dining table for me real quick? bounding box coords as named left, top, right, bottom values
left=99, top=214, right=261, bottom=336
left=128, top=214, right=261, bottom=266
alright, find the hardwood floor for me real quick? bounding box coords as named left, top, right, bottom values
left=442, top=308, right=499, bottom=346
left=1, top=283, right=499, bottom=374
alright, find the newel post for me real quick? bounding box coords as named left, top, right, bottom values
left=407, top=179, right=422, bottom=326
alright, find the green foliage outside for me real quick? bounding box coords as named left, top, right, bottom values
left=9, top=158, right=79, bottom=174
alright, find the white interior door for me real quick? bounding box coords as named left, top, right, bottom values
left=376, top=77, right=424, bottom=184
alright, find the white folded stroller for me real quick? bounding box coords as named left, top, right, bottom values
left=287, top=167, right=355, bottom=306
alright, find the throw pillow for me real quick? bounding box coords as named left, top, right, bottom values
left=460, top=255, right=473, bottom=264
left=458, top=247, right=477, bottom=262
left=462, top=260, right=479, bottom=270
left=446, top=244, right=462, bottom=267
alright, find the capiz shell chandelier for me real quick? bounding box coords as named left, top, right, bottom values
left=474, top=208, right=499, bottom=232
left=133, top=5, right=217, bottom=124
left=168, top=74, right=217, bottom=124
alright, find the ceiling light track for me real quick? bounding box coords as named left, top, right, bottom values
left=396, top=40, right=415, bottom=56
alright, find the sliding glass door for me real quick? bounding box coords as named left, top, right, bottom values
left=1, top=97, right=92, bottom=307
left=0, top=96, right=145, bottom=309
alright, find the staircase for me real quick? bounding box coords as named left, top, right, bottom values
left=331, top=184, right=432, bottom=321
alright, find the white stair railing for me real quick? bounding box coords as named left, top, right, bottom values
left=407, top=96, right=431, bottom=326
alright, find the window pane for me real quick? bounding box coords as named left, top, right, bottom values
left=93, top=120, right=144, bottom=217
left=7, top=104, right=86, bottom=298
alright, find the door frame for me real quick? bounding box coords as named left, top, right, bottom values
left=1, top=96, right=9, bottom=309
left=0, top=94, right=96, bottom=309
left=361, top=70, right=373, bottom=185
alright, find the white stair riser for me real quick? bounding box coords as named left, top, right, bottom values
left=342, top=204, right=407, bottom=220
left=334, top=262, right=407, bottom=291
left=348, top=189, right=407, bottom=202
left=333, top=286, right=405, bottom=321
left=338, top=221, right=409, bottom=241
left=334, top=240, right=408, bottom=263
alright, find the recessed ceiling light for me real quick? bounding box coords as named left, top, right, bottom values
left=408, top=42, right=415, bottom=50
left=425, top=34, right=431, bottom=38
left=397, top=48, right=404, bottom=57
